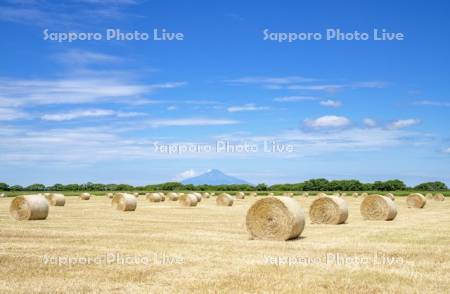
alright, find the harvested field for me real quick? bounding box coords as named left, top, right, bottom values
left=0, top=195, right=449, bottom=293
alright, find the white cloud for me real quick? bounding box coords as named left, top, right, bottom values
left=226, top=76, right=316, bottom=85
left=41, top=109, right=144, bottom=121
left=414, top=100, right=450, bottom=107
left=174, top=169, right=198, bottom=181
left=0, top=76, right=185, bottom=106
left=443, top=148, right=450, bottom=154
left=54, top=50, right=123, bottom=65
left=147, top=118, right=239, bottom=128
left=319, top=99, right=341, bottom=108
left=363, top=118, right=377, bottom=128
left=304, top=115, right=351, bottom=128
left=274, top=96, right=319, bottom=102
left=0, top=108, right=28, bottom=121
left=227, top=104, right=269, bottom=112
left=388, top=119, right=420, bottom=130
left=167, top=106, right=177, bottom=111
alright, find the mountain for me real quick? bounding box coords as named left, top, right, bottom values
left=181, top=169, right=249, bottom=185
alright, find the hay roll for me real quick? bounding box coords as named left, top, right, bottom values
left=80, top=193, right=91, bottom=200
left=159, top=193, right=166, bottom=202
left=425, top=193, right=433, bottom=199
left=433, top=193, right=445, bottom=201
left=10, top=195, right=49, bottom=220
left=250, top=192, right=257, bottom=197
left=309, top=196, right=348, bottom=225
left=147, top=193, right=162, bottom=202
left=407, top=193, right=426, bottom=208
left=112, top=193, right=137, bottom=211
left=106, top=193, right=114, bottom=199
left=385, top=193, right=395, bottom=201
left=352, top=192, right=359, bottom=198
left=360, top=194, right=397, bottom=221
left=46, top=193, right=66, bottom=206
left=192, top=192, right=202, bottom=202
left=168, top=192, right=179, bottom=201
left=202, top=192, right=210, bottom=198
left=361, top=192, right=368, bottom=197
left=236, top=192, right=245, bottom=199
left=179, top=194, right=198, bottom=207
left=246, top=196, right=305, bottom=241
left=216, top=194, right=234, bottom=206
left=302, top=192, right=309, bottom=197
left=0, top=193, right=6, bottom=198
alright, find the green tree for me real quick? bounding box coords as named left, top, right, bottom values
left=414, top=181, right=448, bottom=191
left=0, top=183, right=9, bottom=191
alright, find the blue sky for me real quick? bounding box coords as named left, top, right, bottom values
left=0, top=0, right=449, bottom=186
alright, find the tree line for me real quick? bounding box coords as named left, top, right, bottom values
left=0, top=179, right=447, bottom=192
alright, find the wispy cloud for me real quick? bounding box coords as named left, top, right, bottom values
left=227, top=104, right=269, bottom=112
left=319, top=99, right=342, bottom=108
left=304, top=115, right=351, bottom=129
left=147, top=118, right=239, bottom=128
left=0, top=76, right=185, bottom=106
left=54, top=50, right=123, bottom=65
left=443, top=148, right=450, bottom=154
left=414, top=100, right=450, bottom=107
left=226, top=76, right=317, bottom=85
left=227, top=76, right=386, bottom=93
left=41, top=109, right=144, bottom=121
left=0, top=108, right=28, bottom=121
left=363, top=118, right=377, bottom=128
left=274, top=96, right=319, bottom=102
left=388, top=119, right=420, bottom=130
left=174, top=169, right=199, bottom=181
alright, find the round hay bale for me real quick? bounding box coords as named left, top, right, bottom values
left=250, top=192, right=257, bottom=197
left=159, top=193, right=166, bottom=202
left=191, top=192, right=202, bottom=202
left=216, top=194, right=234, bottom=206
left=0, top=193, right=6, bottom=198
left=286, top=192, right=294, bottom=197
left=352, top=192, right=359, bottom=198
left=361, top=192, right=368, bottom=197
left=309, top=196, right=348, bottom=225
left=425, top=193, right=433, bottom=199
left=302, top=192, right=309, bottom=197
left=112, top=193, right=137, bottom=211
left=407, top=193, right=426, bottom=208
left=168, top=192, right=179, bottom=201
left=179, top=194, right=198, bottom=207
left=10, top=195, right=49, bottom=220
left=246, top=196, right=305, bottom=241
left=147, top=193, right=162, bottom=202
left=202, top=192, right=210, bottom=198
left=385, top=193, right=395, bottom=201
left=340, top=192, right=347, bottom=197
left=316, top=192, right=327, bottom=197
left=433, top=193, right=445, bottom=201
left=46, top=193, right=65, bottom=206
left=360, top=194, right=397, bottom=221
left=236, top=192, right=245, bottom=199
left=106, top=193, right=114, bottom=199
left=80, top=193, right=91, bottom=200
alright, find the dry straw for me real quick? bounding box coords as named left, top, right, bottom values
left=385, top=193, right=395, bottom=201
left=433, top=193, right=445, bottom=201
left=361, top=192, right=368, bottom=197
left=352, top=192, right=359, bottom=198
left=286, top=192, right=294, bottom=197
left=106, top=193, right=114, bottom=199
left=316, top=192, right=327, bottom=197
left=168, top=192, right=179, bottom=201
left=147, top=193, right=162, bottom=202
left=425, top=193, right=433, bottom=199
left=407, top=193, right=427, bottom=208
left=246, top=196, right=305, bottom=241
left=360, top=194, right=397, bottom=221
left=112, top=193, right=137, bottom=211
left=179, top=194, right=198, bottom=207
left=10, top=195, right=49, bottom=221
left=159, top=193, right=166, bottom=202
left=192, top=192, right=202, bottom=202
left=236, top=192, right=245, bottom=199
left=80, top=193, right=91, bottom=200
left=302, top=192, right=309, bottom=197
left=46, top=193, right=66, bottom=206
left=202, top=192, right=210, bottom=198
left=0, top=193, right=5, bottom=198
left=216, top=194, right=234, bottom=206
left=250, top=192, right=257, bottom=197
left=309, top=196, right=348, bottom=224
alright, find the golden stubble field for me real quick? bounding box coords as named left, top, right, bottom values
left=0, top=195, right=449, bottom=293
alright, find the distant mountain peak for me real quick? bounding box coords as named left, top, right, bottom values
left=181, top=169, right=248, bottom=185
